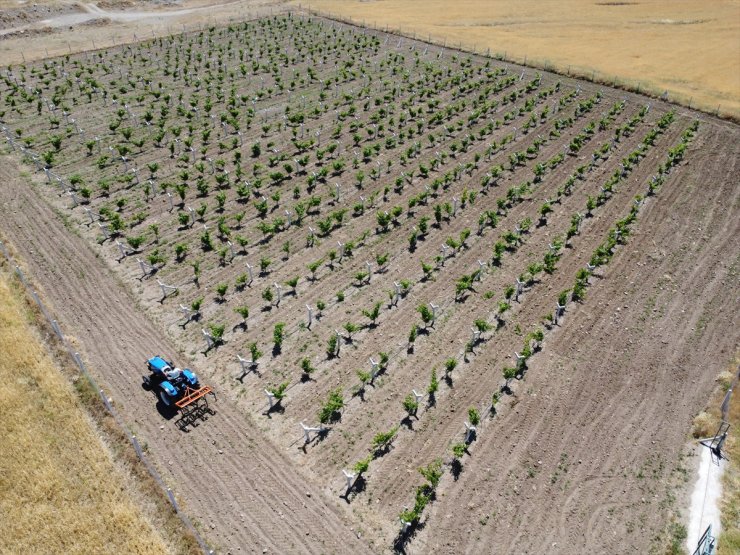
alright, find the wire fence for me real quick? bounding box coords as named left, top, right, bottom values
left=720, top=367, right=739, bottom=422
left=0, top=239, right=212, bottom=554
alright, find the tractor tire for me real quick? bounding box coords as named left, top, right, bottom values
left=159, top=389, right=173, bottom=406
left=142, top=375, right=151, bottom=390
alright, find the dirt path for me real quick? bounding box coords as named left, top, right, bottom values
left=0, top=0, right=254, bottom=36
left=0, top=156, right=372, bottom=554
left=0, top=0, right=290, bottom=62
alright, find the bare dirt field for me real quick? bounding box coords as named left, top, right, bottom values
left=0, top=10, right=738, bottom=555
left=298, top=0, right=740, bottom=119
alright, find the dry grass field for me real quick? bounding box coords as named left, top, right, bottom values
left=298, top=0, right=740, bottom=118
left=0, top=266, right=170, bottom=554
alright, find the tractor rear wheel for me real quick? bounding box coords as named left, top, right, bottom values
left=159, top=389, right=173, bottom=406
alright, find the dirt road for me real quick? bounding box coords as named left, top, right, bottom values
left=0, top=0, right=290, bottom=63
left=0, top=156, right=372, bottom=554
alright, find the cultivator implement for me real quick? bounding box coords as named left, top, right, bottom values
left=175, top=384, right=215, bottom=408
left=175, top=385, right=216, bottom=431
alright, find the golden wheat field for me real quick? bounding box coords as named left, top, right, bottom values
left=297, top=0, right=740, bottom=117
left=0, top=268, right=169, bottom=554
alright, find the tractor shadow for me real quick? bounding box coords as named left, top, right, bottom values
left=141, top=376, right=178, bottom=423
left=156, top=400, right=178, bottom=421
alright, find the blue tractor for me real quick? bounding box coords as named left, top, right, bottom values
left=144, top=357, right=215, bottom=430
left=145, top=356, right=202, bottom=406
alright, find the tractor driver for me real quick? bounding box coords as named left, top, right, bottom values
left=165, top=366, right=183, bottom=380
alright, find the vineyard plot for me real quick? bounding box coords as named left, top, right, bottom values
left=2, top=14, right=737, bottom=553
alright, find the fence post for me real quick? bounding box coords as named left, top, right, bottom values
left=166, top=487, right=179, bottom=511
